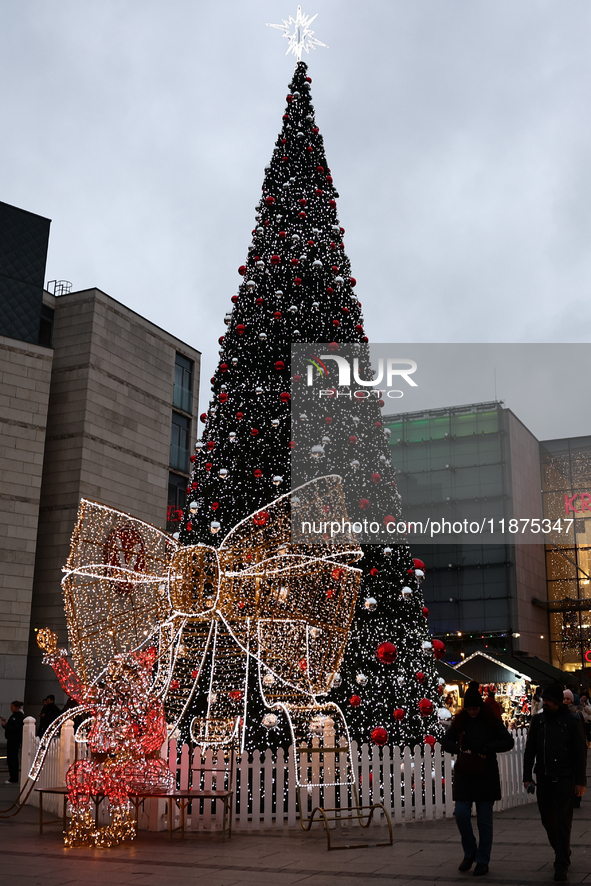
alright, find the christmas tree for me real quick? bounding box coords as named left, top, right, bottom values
left=177, top=60, right=443, bottom=751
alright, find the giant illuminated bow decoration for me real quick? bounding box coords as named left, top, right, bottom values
left=61, top=476, right=363, bottom=785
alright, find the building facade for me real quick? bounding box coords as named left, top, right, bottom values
left=0, top=201, right=201, bottom=710
left=385, top=402, right=591, bottom=677
left=385, top=402, right=549, bottom=661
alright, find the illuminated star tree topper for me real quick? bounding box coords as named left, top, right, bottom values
left=266, top=5, right=328, bottom=62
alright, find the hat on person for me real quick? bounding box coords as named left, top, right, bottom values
left=563, top=689, right=574, bottom=703
left=464, top=681, right=483, bottom=708
left=542, top=683, right=564, bottom=705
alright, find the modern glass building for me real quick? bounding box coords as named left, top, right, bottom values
left=385, top=402, right=549, bottom=662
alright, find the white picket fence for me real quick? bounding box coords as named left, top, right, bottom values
left=19, top=716, right=535, bottom=832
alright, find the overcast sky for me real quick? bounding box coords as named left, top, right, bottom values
left=2, top=1, right=590, bottom=431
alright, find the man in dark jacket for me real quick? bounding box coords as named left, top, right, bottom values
left=523, top=683, right=587, bottom=882
left=1, top=701, right=24, bottom=784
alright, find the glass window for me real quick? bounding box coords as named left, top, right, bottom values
left=167, top=473, right=187, bottom=532
left=170, top=412, right=190, bottom=472
left=173, top=353, right=193, bottom=413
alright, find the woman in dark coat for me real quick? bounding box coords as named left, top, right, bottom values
left=442, top=681, right=514, bottom=876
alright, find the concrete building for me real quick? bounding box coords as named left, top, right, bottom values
left=384, top=402, right=591, bottom=679
left=1, top=201, right=52, bottom=707
left=0, top=200, right=201, bottom=711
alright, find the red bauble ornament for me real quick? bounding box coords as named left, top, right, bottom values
left=253, top=510, right=269, bottom=527
left=332, top=319, right=340, bottom=326
left=170, top=680, right=180, bottom=690
left=418, top=698, right=434, bottom=717
left=238, top=265, right=246, bottom=276
left=200, top=413, right=207, bottom=423
left=256, top=297, right=263, bottom=306
left=359, top=498, right=370, bottom=509
left=280, top=392, right=291, bottom=402
left=350, top=695, right=362, bottom=707
left=316, top=165, right=324, bottom=172
left=331, top=567, right=344, bottom=580
left=299, top=658, right=307, bottom=671
left=218, top=336, right=224, bottom=344
left=236, top=324, right=245, bottom=335
left=342, top=307, right=349, bottom=315
left=190, top=455, right=196, bottom=463
left=432, top=639, right=446, bottom=660
left=424, top=735, right=437, bottom=749
left=236, top=412, right=244, bottom=420
left=266, top=195, right=275, bottom=205
left=437, top=685, right=444, bottom=695
left=299, top=198, right=307, bottom=206
left=274, top=360, right=284, bottom=371
left=286, top=94, right=293, bottom=102
left=251, top=428, right=259, bottom=436
left=370, top=567, right=379, bottom=576
left=207, top=441, right=215, bottom=451
left=219, top=393, right=228, bottom=403
left=306, top=145, right=313, bottom=153
left=229, top=690, right=243, bottom=701
left=191, top=670, right=198, bottom=679
left=355, top=324, right=363, bottom=333
left=191, top=481, right=198, bottom=490
left=371, top=473, right=381, bottom=483
left=205, top=463, right=212, bottom=471
left=291, top=258, right=299, bottom=266
left=376, top=642, right=397, bottom=664
left=371, top=727, right=388, bottom=746
left=413, top=558, right=426, bottom=571
left=294, top=277, right=302, bottom=285
left=326, top=588, right=335, bottom=598
left=273, top=311, right=282, bottom=319
left=220, top=363, right=228, bottom=372
left=231, top=296, right=238, bottom=304
left=393, top=708, right=405, bottom=721
left=282, top=156, right=289, bottom=163
left=211, top=502, right=219, bottom=510
left=384, top=515, right=395, bottom=525
left=329, top=342, right=339, bottom=351
left=422, top=606, right=429, bottom=617
left=326, top=286, right=334, bottom=294
left=279, top=231, right=287, bottom=239
left=326, top=175, right=333, bottom=183
left=298, top=211, right=306, bottom=218
left=253, top=468, right=262, bottom=478
left=270, top=254, right=281, bottom=265
left=186, top=522, right=192, bottom=531
left=416, top=672, right=425, bottom=683
left=289, top=440, right=297, bottom=449
left=349, top=435, right=358, bottom=444
left=350, top=277, right=357, bottom=287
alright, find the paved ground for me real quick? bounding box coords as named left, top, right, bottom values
left=1, top=756, right=590, bottom=886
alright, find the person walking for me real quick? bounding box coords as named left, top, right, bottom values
left=1, top=701, right=24, bottom=784
left=523, top=683, right=587, bottom=881
left=442, top=681, right=515, bottom=876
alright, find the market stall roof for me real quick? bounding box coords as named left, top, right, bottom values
left=436, top=661, right=472, bottom=685
left=454, top=651, right=533, bottom=685
left=493, top=654, right=566, bottom=686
